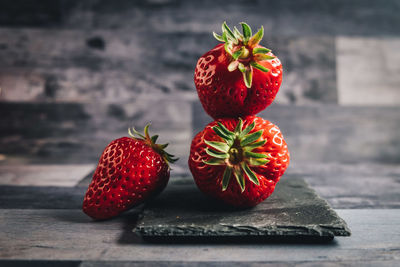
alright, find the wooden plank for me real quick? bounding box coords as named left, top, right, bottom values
left=265, top=36, right=336, bottom=105
left=0, top=259, right=398, bottom=267
left=0, top=97, right=192, bottom=164
left=1, top=161, right=399, bottom=209
left=0, top=27, right=198, bottom=102
left=337, top=37, right=400, bottom=106
left=1, top=0, right=399, bottom=36
left=62, top=0, right=400, bottom=36
left=0, top=0, right=64, bottom=27
left=0, top=209, right=399, bottom=262
left=0, top=186, right=86, bottom=209
left=193, top=103, right=400, bottom=165
left=0, top=260, right=81, bottom=267
left=0, top=164, right=94, bottom=187
left=0, top=28, right=338, bottom=105
left=287, top=162, right=400, bottom=209
left=79, top=260, right=400, bottom=267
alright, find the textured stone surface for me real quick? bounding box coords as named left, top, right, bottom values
left=134, top=178, right=350, bottom=239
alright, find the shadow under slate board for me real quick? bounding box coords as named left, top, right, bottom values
left=133, top=177, right=351, bottom=243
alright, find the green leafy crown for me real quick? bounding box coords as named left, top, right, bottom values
left=128, top=124, right=178, bottom=166
left=213, top=21, right=275, bottom=88
left=203, top=118, right=270, bottom=193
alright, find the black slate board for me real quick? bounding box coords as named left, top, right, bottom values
left=133, top=177, right=351, bottom=242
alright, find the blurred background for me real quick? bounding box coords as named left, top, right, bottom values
left=0, top=0, right=400, bottom=208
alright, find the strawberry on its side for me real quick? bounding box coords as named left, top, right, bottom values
left=189, top=116, right=289, bottom=207
left=194, top=22, right=283, bottom=119
left=83, top=125, right=177, bottom=220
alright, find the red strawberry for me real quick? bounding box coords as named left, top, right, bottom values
left=189, top=116, right=289, bottom=207
left=83, top=125, right=177, bottom=220
left=194, top=22, right=283, bottom=119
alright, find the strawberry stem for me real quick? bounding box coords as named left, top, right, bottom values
left=128, top=124, right=178, bottom=165
left=203, top=118, right=270, bottom=192
left=213, top=22, right=275, bottom=88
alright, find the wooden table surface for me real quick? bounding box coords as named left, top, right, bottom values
left=1, top=0, right=400, bottom=266
left=0, top=167, right=399, bottom=266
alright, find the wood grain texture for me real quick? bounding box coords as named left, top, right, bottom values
left=287, top=163, right=400, bottom=209
left=0, top=186, right=86, bottom=209
left=2, top=0, right=396, bottom=36
left=0, top=29, right=336, bottom=105
left=1, top=162, right=399, bottom=210
left=337, top=37, right=400, bottom=106
left=0, top=27, right=198, bottom=101
left=79, top=261, right=400, bottom=267
left=0, top=260, right=397, bottom=267
left=0, top=209, right=398, bottom=263
left=0, top=0, right=399, bottom=265
left=0, top=164, right=93, bottom=186
left=0, top=97, right=192, bottom=164
left=193, top=103, right=400, bottom=164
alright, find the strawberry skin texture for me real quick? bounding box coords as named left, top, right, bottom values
left=188, top=116, right=289, bottom=207
left=194, top=43, right=283, bottom=119
left=83, top=137, right=169, bottom=220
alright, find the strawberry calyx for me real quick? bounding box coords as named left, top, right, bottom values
left=213, top=22, right=275, bottom=88
left=203, top=118, right=270, bottom=193
left=128, top=124, right=178, bottom=166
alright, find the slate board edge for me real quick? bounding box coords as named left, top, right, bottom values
left=134, top=225, right=350, bottom=238
left=133, top=179, right=351, bottom=238
left=292, top=178, right=351, bottom=237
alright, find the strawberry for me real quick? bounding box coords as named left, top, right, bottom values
left=188, top=116, right=289, bottom=207
left=83, top=125, right=177, bottom=220
left=194, top=22, right=283, bottom=119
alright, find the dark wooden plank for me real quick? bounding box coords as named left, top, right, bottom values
left=64, top=0, right=400, bottom=36
left=0, top=186, right=86, bottom=209
left=0, top=0, right=68, bottom=27
left=0, top=97, right=191, bottom=164
left=0, top=102, right=91, bottom=137
left=1, top=1, right=400, bottom=36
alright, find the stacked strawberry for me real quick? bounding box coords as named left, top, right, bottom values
left=189, top=22, right=290, bottom=207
